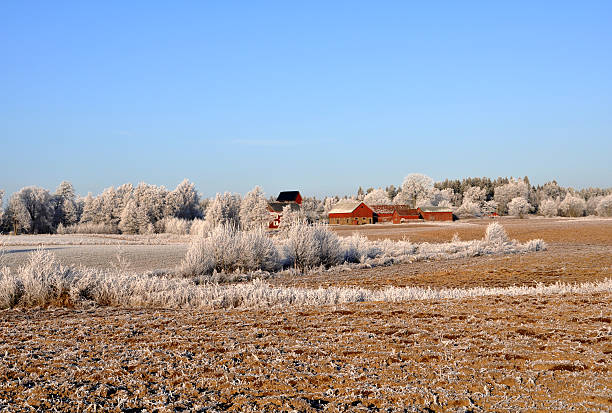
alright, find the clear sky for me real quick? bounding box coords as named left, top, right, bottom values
left=1, top=1, right=611, bottom=199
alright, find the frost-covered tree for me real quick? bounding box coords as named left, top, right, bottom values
left=51, top=181, right=78, bottom=228
left=539, top=198, right=559, bottom=217
left=9, top=186, right=54, bottom=233
left=595, top=194, right=612, bottom=217
left=586, top=195, right=603, bottom=216
left=481, top=200, right=499, bottom=216
left=165, top=179, right=201, bottom=220
left=494, top=179, right=530, bottom=215
left=277, top=204, right=305, bottom=232
left=301, top=197, right=324, bottom=223
left=394, top=173, right=434, bottom=207
left=0, top=190, right=4, bottom=224
left=363, top=188, right=391, bottom=205
left=205, top=192, right=241, bottom=228
left=558, top=194, right=586, bottom=217
left=118, top=199, right=139, bottom=234
left=463, top=186, right=487, bottom=204
left=323, top=197, right=338, bottom=214
left=79, top=193, right=99, bottom=224
left=508, top=197, right=532, bottom=218
left=454, top=200, right=482, bottom=218
left=239, top=186, right=270, bottom=230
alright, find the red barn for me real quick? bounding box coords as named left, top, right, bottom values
left=392, top=207, right=420, bottom=224
left=328, top=200, right=374, bottom=225
left=418, top=206, right=454, bottom=221
left=276, top=191, right=302, bottom=205
left=369, top=205, right=396, bottom=223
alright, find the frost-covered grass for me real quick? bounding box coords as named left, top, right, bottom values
left=0, top=249, right=609, bottom=310
left=179, top=222, right=546, bottom=277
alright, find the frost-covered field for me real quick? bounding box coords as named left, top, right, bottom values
left=0, top=233, right=190, bottom=246
left=0, top=218, right=610, bottom=411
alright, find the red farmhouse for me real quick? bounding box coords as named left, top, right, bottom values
left=328, top=200, right=374, bottom=225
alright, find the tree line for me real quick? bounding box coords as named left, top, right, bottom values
left=1, top=174, right=611, bottom=234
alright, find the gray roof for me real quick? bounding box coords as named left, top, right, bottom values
left=419, top=206, right=453, bottom=213
left=328, top=199, right=363, bottom=214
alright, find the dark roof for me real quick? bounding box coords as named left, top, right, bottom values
left=268, top=202, right=300, bottom=213
left=276, top=191, right=301, bottom=202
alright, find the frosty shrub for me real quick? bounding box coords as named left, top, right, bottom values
left=484, top=222, right=509, bottom=245
left=341, top=233, right=383, bottom=263
left=559, top=194, right=586, bottom=218
left=282, top=222, right=342, bottom=271
left=239, top=228, right=280, bottom=272
left=539, top=198, right=559, bottom=217
left=189, top=219, right=209, bottom=236
left=161, top=217, right=191, bottom=235
left=179, top=225, right=280, bottom=277
left=56, top=222, right=118, bottom=234
left=3, top=249, right=606, bottom=310
left=508, top=197, right=532, bottom=218
left=454, top=200, right=482, bottom=219
left=0, top=250, right=75, bottom=308
left=595, top=195, right=612, bottom=217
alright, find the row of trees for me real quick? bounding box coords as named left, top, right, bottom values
left=355, top=174, right=612, bottom=218
left=2, top=174, right=611, bottom=234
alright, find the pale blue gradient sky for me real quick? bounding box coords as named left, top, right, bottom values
left=1, top=1, right=611, bottom=198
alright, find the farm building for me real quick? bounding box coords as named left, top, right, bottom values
left=369, top=205, right=397, bottom=223
left=392, top=207, right=420, bottom=223
left=418, top=206, right=453, bottom=221
left=328, top=200, right=374, bottom=225
left=370, top=205, right=419, bottom=224
left=276, top=191, right=302, bottom=205
left=267, top=191, right=303, bottom=229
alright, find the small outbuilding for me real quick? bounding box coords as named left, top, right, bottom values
left=329, top=200, right=374, bottom=225
left=369, top=205, right=397, bottom=223
left=418, top=206, right=454, bottom=221
left=392, top=207, right=420, bottom=224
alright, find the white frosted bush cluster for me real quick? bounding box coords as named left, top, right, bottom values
left=507, top=197, right=532, bottom=218
left=539, top=198, right=559, bottom=217
left=559, top=194, right=586, bottom=217
left=160, top=217, right=191, bottom=235
left=1, top=250, right=607, bottom=310
left=179, top=222, right=544, bottom=279
left=56, top=222, right=118, bottom=234
left=454, top=200, right=482, bottom=218
left=595, top=194, right=612, bottom=217
left=179, top=225, right=280, bottom=276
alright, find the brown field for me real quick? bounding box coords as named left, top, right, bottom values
left=0, top=217, right=610, bottom=411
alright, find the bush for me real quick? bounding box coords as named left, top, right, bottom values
left=161, top=217, right=191, bottom=235
left=454, top=200, right=482, bottom=218
left=539, top=199, right=558, bottom=217
left=282, top=223, right=342, bottom=271
left=507, top=197, right=532, bottom=218
left=595, top=195, right=612, bottom=217
left=179, top=225, right=280, bottom=277
left=484, top=222, right=509, bottom=244
left=56, top=222, right=118, bottom=234
left=559, top=195, right=586, bottom=217
left=189, top=219, right=209, bottom=236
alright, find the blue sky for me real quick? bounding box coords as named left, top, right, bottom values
left=1, top=1, right=611, bottom=198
